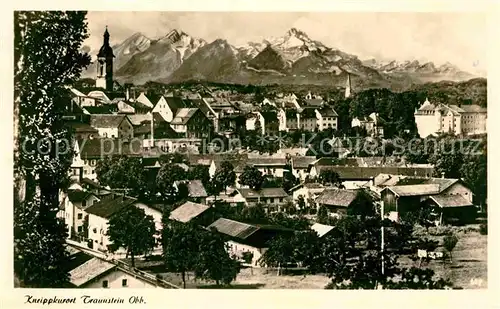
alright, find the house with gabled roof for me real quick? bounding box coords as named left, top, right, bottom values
left=135, top=92, right=156, bottom=109
left=85, top=194, right=138, bottom=251
left=65, top=246, right=177, bottom=288
left=208, top=218, right=294, bottom=267
left=69, top=87, right=99, bottom=107
left=241, top=157, right=289, bottom=178
left=380, top=176, right=474, bottom=224
left=168, top=201, right=211, bottom=225
left=290, top=182, right=327, bottom=203
left=84, top=193, right=164, bottom=252
left=351, top=112, right=384, bottom=137
left=234, top=188, right=290, bottom=211
left=62, top=189, right=100, bottom=240
left=316, top=188, right=374, bottom=216
left=171, top=108, right=213, bottom=138
left=90, top=114, right=134, bottom=139
left=316, top=107, right=339, bottom=131
left=290, top=156, right=317, bottom=180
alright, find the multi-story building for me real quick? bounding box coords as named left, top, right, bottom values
left=351, top=112, right=384, bottom=137
left=414, top=99, right=487, bottom=137
left=316, top=107, right=339, bottom=131
left=90, top=115, right=134, bottom=139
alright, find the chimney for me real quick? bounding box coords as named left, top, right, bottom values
left=441, top=172, right=445, bottom=179
left=126, top=87, right=130, bottom=101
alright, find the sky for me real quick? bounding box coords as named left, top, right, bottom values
left=84, top=12, right=487, bottom=75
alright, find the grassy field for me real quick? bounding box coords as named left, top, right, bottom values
left=401, top=226, right=487, bottom=289
left=149, top=268, right=330, bottom=289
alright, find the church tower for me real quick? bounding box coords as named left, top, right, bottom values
left=96, top=26, right=115, bottom=91
left=345, top=73, right=352, bottom=98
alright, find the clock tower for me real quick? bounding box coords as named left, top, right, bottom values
left=96, top=26, right=115, bottom=91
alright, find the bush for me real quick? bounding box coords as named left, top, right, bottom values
left=479, top=223, right=487, bottom=235
left=427, top=225, right=453, bottom=236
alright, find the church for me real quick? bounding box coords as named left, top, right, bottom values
left=95, top=26, right=115, bottom=91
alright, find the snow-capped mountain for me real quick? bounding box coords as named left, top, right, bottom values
left=363, top=58, right=473, bottom=76
left=115, top=30, right=206, bottom=84
left=83, top=27, right=478, bottom=88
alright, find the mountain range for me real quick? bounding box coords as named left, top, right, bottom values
left=82, top=28, right=479, bottom=90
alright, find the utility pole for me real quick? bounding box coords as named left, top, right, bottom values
left=381, top=201, right=385, bottom=276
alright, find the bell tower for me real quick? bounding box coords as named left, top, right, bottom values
left=345, top=73, right=352, bottom=98
left=96, top=26, right=115, bottom=91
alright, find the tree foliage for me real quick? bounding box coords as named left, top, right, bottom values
left=96, top=156, right=148, bottom=198
left=14, top=11, right=91, bottom=287
left=162, top=221, right=240, bottom=288
left=107, top=206, right=156, bottom=267
left=443, top=234, right=459, bottom=262
left=156, top=164, right=188, bottom=203
left=213, top=161, right=236, bottom=192
left=238, top=165, right=265, bottom=190
left=318, top=170, right=342, bottom=187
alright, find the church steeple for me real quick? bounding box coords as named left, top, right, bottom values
left=345, top=73, right=352, bottom=98
left=103, top=26, right=110, bottom=44
left=96, top=26, right=115, bottom=91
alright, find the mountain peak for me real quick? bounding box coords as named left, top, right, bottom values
left=286, top=28, right=310, bottom=39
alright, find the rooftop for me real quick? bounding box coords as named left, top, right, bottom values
left=171, top=108, right=199, bottom=125
left=316, top=189, right=359, bottom=207
left=310, top=223, right=335, bottom=237
left=90, top=114, right=128, bottom=128
left=84, top=194, right=137, bottom=219
left=386, top=184, right=441, bottom=197
left=238, top=187, right=289, bottom=199
left=169, top=201, right=210, bottom=223
left=429, top=195, right=473, bottom=208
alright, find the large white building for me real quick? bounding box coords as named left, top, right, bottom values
left=414, top=99, right=487, bottom=137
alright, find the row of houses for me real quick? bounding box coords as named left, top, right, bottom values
left=60, top=160, right=476, bottom=269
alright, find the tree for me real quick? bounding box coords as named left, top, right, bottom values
left=238, top=165, right=265, bottom=190
left=162, top=222, right=199, bottom=288
left=443, top=234, right=459, bottom=263
left=156, top=164, right=188, bottom=203
left=14, top=11, right=91, bottom=287
left=162, top=221, right=241, bottom=288
left=188, top=164, right=210, bottom=186
left=107, top=206, right=156, bottom=267
left=317, top=205, right=329, bottom=224
left=316, top=216, right=450, bottom=289
left=319, top=170, right=342, bottom=187
left=461, top=152, right=487, bottom=210
left=195, top=229, right=240, bottom=286
left=297, top=195, right=307, bottom=214
left=259, top=235, right=295, bottom=272
left=429, top=138, right=464, bottom=179
left=96, top=156, right=148, bottom=198
left=347, top=190, right=375, bottom=217
left=282, top=166, right=299, bottom=192
left=213, top=161, right=236, bottom=193
left=240, top=203, right=268, bottom=224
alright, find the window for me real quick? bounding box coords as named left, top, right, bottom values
left=77, top=226, right=83, bottom=233
left=102, top=280, right=108, bottom=288
left=77, top=213, right=83, bottom=219
left=122, top=279, right=128, bottom=287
